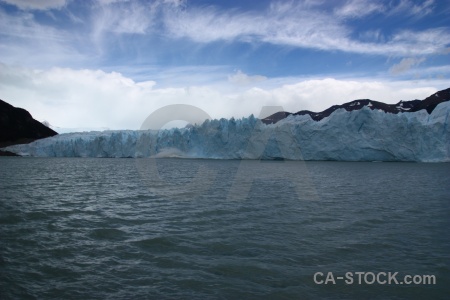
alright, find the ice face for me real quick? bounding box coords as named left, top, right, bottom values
left=3, top=101, right=450, bottom=162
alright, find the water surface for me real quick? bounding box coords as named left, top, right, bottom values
left=0, top=158, right=449, bottom=299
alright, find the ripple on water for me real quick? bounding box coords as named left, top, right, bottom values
left=0, top=158, right=449, bottom=299
left=89, top=228, right=128, bottom=240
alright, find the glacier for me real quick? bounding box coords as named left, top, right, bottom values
left=3, top=101, right=450, bottom=162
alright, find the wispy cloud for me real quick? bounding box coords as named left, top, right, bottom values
left=389, top=57, right=426, bottom=75
left=159, top=0, right=449, bottom=56
left=334, top=0, right=385, bottom=19
left=0, top=0, right=448, bottom=69
left=0, top=8, right=86, bottom=66
left=0, top=0, right=68, bottom=10
left=387, top=0, right=435, bottom=18
left=0, top=9, right=65, bottom=41
left=334, top=0, right=436, bottom=19
left=93, top=1, right=156, bottom=35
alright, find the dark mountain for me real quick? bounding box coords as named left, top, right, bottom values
left=262, top=87, right=450, bottom=124
left=0, top=99, right=58, bottom=156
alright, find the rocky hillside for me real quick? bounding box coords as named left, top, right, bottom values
left=262, top=87, right=450, bottom=124
left=0, top=99, right=57, bottom=156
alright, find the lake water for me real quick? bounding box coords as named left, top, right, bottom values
left=0, top=158, right=449, bottom=299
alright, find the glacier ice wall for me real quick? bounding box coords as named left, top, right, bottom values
left=3, top=101, right=450, bottom=162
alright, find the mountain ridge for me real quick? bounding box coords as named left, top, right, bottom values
left=262, top=87, right=450, bottom=124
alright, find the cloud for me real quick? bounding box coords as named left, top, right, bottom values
left=1, top=0, right=448, bottom=70
left=163, top=2, right=349, bottom=47
left=92, top=0, right=187, bottom=36
left=388, top=0, right=435, bottom=17
left=0, top=0, right=67, bottom=10
left=96, top=0, right=130, bottom=5
left=0, top=8, right=77, bottom=59
left=0, top=63, right=445, bottom=131
left=0, top=9, right=65, bottom=41
left=228, top=70, right=267, bottom=86
left=92, top=1, right=156, bottom=36
left=414, top=65, right=450, bottom=77
left=334, top=0, right=435, bottom=19
left=390, top=57, right=426, bottom=75
left=160, top=1, right=450, bottom=56
left=0, top=8, right=86, bottom=67
left=334, top=0, right=385, bottom=19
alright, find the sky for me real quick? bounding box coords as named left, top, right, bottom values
left=0, top=0, right=449, bottom=131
